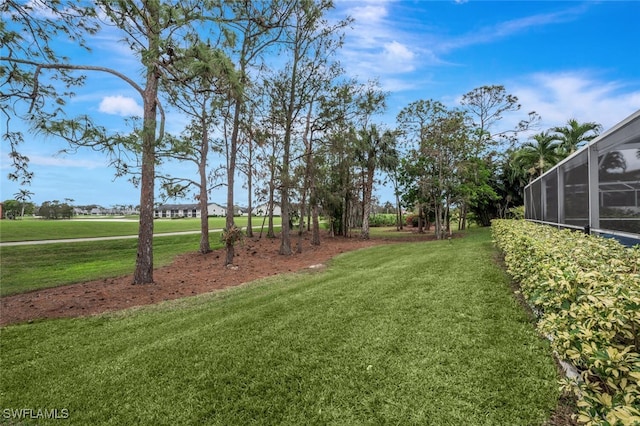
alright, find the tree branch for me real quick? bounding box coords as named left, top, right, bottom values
left=1, top=57, right=146, bottom=111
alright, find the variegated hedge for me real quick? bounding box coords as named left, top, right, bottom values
left=492, top=220, right=640, bottom=425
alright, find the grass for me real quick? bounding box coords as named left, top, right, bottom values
left=368, top=225, right=445, bottom=239
left=0, top=228, right=560, bottom=425
left=0, top=234, right=223, bottom=296
left=0, top=216, right=281, bottom=242
left=0, top=218, right=281, bottom=296
left=0, top=226, right=460, bottom=297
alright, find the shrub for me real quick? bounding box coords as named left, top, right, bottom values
left=369, top=214, right=396, bottom=227
left=507, top=206, right=525, bottom=220
left=221, top=225, right=244, bottom=246
left=492, top=220, right=640, bottom=425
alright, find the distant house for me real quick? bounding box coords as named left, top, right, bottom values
left=73, top=207, right=90, bottom=215
left=154, top=203, right=226, bottom=218
left=252, top=202, right=281, bottom=217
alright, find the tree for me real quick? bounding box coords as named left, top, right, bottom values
left=552, top=118, right=602, bottom=157
left=37, top=200, right=73, bottom=219
left=514, top=131, right=562, bottom=180
left=396, top=100, right=440, bottom=233
left=159, top=41, right=238, bottom=254
left=2, top=1, right=229, bottom=283
left=295, top=61, right=344, bottom=250
left=316, top=82, right=362, bottom=237
left=423, top=108, right=470, bottom=239
left=216, top=0, right=294, bottom=266
left=1, top=1, right=99, bottom=188
left=455, top=157, right=498, bottom=229
left=14, top=189, right=34, bottom=219
left=237, top=110, right=259, bottom=239
left=253, top=104, right=284, bottom=239
left=384, top=149, right=404, bottom=231
left=491, top=148, right=529, bottom=220
left=357, top=125, right=397, bottom=239
left=460, top=85, right=540, bottom=225
left=2, top=200, right=20, bottom=219
left=461, top=85, right=539, bottom=152
left=599, top=151, right=627, bottom=175
left=273, top=0, right=348, bottom=255
left=397, top=99, right=474, bottom=239
left=396, top=154, right=431, bottom=233
left=352, top=83, right=389, bottom=240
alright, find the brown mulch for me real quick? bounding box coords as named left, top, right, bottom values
left=1, top=231, right=436, bottom=326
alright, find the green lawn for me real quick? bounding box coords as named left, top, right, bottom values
left=0, top=228, right=560, bottom=425
left=0, top=223, right=287, bottom=297
left=0, top=233, right=223, bottom=296
left=0, top=216, right=280, bottom=242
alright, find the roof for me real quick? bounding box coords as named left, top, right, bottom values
left=155, top=203, right=226, bottom=210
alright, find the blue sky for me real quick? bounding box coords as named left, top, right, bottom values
left=2, top=0, right=639, bottom=207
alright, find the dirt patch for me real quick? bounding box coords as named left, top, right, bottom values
left=1, top=231, right=436, bottom=326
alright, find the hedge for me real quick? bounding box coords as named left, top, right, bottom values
left=492, top=220, right=640, bottom=425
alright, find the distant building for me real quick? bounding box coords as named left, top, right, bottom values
left=154, top=203, right=227, bottom=218
left=252, top=202, right=281, bottom=216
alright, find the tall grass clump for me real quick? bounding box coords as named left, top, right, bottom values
left=492, top=219, right=640, bottom=425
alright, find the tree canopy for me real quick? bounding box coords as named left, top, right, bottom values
left=2, top=1, right=607, bottom=276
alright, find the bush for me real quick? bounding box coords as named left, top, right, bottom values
left=405, top=214, right=419, bottom=227
left=369, top=214, right=396, bottom=227
left=507, top=206, right=525, bottom=220
left=492, top=220, right=640, bottom=425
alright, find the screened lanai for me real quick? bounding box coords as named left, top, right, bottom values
left=524, top=109, right=640, bottom=245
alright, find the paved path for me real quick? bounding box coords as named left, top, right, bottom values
left=0, top=229, right=231, bottom=247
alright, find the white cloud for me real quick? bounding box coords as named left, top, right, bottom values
left=340, top=0, right=395, bottom=49
left=29, top=155, right=106, bottom=169
left=383, top=41, right=415, bottom=64
left=440, top=4, right=590, bottom=52
left=350, top=3, right=389, bottom=24
left=511, top=72, right=640, bottom=131
left=337, top=0, right=422, bottom=83
left=99, top=95, right=143, bottom=117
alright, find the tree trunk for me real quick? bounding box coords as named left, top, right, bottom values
left=246, top=138, right=254, bottom=238
left=435, top=202, right=443, bottom=240
left=360, top=164, right=375, bottom=240
left=267, top=186, right=275, bottom=238
left=311, top=191, right=320, bottom=245
left=279, top=49, right=299, bottom=256
left=297, top=102, right=314, bottom=252
left=133, top=107, right=156, bottom=284
left=133, top=10, right=159, bottom=285
left=459, top=203, right=467, bottom=231
left=198, top=113, right=210, bottom=254
left=225, top=97, right=241, bottom=266
left=395, top=191, right=403, bottom=231
left=297, top=192, right=305, bottom=253
left=279, top=161, right=292, bottom=255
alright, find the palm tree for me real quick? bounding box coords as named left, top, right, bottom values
left=552, top=118, right=602, bottom=157
left=514, top=131, right=562, bottom=181
left=13, top=189, right=34, bottom=219
left=599, top=151, right=627, bottom=175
